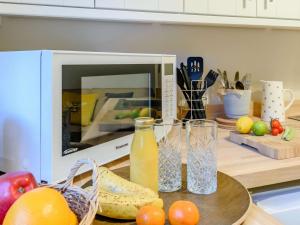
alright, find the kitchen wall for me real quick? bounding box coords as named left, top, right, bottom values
left=0, top=16, right=300, bottom=100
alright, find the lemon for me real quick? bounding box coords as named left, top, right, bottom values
left=236, top=116, right=253, bottom=134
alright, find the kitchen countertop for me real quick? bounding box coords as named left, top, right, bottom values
left=76, top=119, right=300, bottom=224
left=94, top=121, right=300, bottom=225
left=104, top=119, right=300, bottom=189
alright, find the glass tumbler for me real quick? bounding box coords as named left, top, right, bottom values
left=186, top=120, right=217, bottom=194
left=154, top=119, right=182, bottom=192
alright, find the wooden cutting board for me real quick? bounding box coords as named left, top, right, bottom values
left=93, top=165, right=251, bottom=225
left=230, top=131, right=300, bottom=160
left=216, top=117, right=237, bottom=130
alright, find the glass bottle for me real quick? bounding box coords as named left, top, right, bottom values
left=130, top=117, right=158, bottom=193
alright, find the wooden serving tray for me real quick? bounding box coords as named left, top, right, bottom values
left=230, top=131, right=300, bottom=160
left=93, top=165, right=251, bottom=225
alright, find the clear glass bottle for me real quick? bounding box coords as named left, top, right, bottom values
left=130, top=117, right=158, bottom=193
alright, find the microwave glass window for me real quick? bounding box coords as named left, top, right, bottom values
left=62, top=64, right=162, bottom=156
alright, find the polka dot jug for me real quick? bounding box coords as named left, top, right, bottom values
left=261, top=80, right=295, bottom=123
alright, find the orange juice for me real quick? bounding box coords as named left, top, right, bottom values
left=130, top=117, right=158, bottom=193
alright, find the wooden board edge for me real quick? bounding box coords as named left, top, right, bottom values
left=229, top=131, right=290, bottom=160
left=232, top=191, right=253, bottom=225
left=222, top=170, right=253, bottom=225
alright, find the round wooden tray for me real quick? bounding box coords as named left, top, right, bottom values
left=93, top=165, right=251, bottom=225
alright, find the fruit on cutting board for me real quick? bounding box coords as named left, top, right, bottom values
left=270, top=118, right=284, bottom=136
left=98, top=167, right=158, bottom=198
left=168, top=201, right=200, bottom=225
left=0, top=171, right=38, bottom=225
left=282, top=127, right=296, bottom=141
left=136, top=205, right=165, bottom=225
left=3, top=187, right=78, bottom=225
left=236, top=116, right=253, bottom=134
left=252, top=121, right=268, bottom=136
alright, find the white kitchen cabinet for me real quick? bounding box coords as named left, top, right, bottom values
left=159, top=0, right=183, bottom=12
left=20, top=0, right=93, bottom=7
left=208, top=0, right=236, bottom=16
left=208, top=0, right=256, bottom=16
left=125, top=0, right=158, bottom=11
left=96, top=0, right=125, bottom=9
left=257, top=0, right=277, bottom=17
left=258, top=0, right=300, bottom=19
left=184, top=0, right=208, bottom=14
left=0, top=0, right=20, bottom=2
left=276, top=0, right=300, bottom=19
left=236, top=0, right=256, bottom=16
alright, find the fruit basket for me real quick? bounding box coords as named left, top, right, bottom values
left=44, top=159, right=100, bottom=225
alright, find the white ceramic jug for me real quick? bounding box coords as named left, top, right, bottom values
left=261, top=80, right=295, bottom=123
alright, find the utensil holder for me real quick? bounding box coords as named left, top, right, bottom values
left=181, top=79, right=208, bottom=120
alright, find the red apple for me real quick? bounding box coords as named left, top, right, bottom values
left=0, top=171, right=38, bottom=224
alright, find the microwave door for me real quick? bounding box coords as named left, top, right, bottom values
left=62, top=64, right=162, bottom=156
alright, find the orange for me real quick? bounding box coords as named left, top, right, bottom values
left=3, top=187, right=78, bottom=225
left=136, top=205, right=165, bottom=225
left=168, top=201, right=200, bottom=225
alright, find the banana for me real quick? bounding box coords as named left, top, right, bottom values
left=98, top=167, right=158, bottom=198
left=85, top=187, right=163, bottom=219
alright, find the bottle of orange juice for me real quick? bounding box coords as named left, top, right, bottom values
left=130, top=117, right=158, bottom=193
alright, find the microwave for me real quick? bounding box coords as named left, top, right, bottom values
left=0, top=50, right=177, bottom=183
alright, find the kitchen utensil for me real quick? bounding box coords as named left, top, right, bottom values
left=181, top=63, right=203, bottom=119
left=223, top=71, right=230, bottom=89
left=177, top=67, right=199, bottom=119
left=203, top=70, right=219, bottom=90
left=230, top=130, right=300, bottom=160
left=217, top=69, right=226, bottom=89
left=234, top=71, right=240, bottom=82
left=235, top=81, right=245, bottom=90
left=92, top=166, right=251, bottom=225
left=187, top=57, right=204, bottom=81
left=241, top=73, right=252, bottom=90
left=233, top=71, right=244, bottom=90
left=261, top=80, right=295, bottom=123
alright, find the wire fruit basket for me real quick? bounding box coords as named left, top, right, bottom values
left=43, top=159, right=100, bottom=225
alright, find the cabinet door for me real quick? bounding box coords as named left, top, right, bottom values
left=159, top=0, right=183, bottom=12
left=63, top=0, right=94, bottom=7
left=20, top=0, right=94, bottom=7
left=257, top=0, right=276, bottom=17
left=236, top=0, right=256, bottom=16
left=96, top=0, right=125, bottom=9
left=0, top=0, right=20, bottom=2
left=125, top=0, right=158, bottom=11
left=208, top=0, right=236, bottom=16
left=20, top=0, right=62, bottom=5
left=276, top=0, right=300, bottom=19
left=184, top=0, right=208, bottom=13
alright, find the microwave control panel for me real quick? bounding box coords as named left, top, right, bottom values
left=163, top=63, right=176, bottom=120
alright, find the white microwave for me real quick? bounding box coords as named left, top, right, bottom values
left=0, top=50, right=177, bottom=183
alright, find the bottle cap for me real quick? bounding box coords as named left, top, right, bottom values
left=135, top=117, right=154, bottom=126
